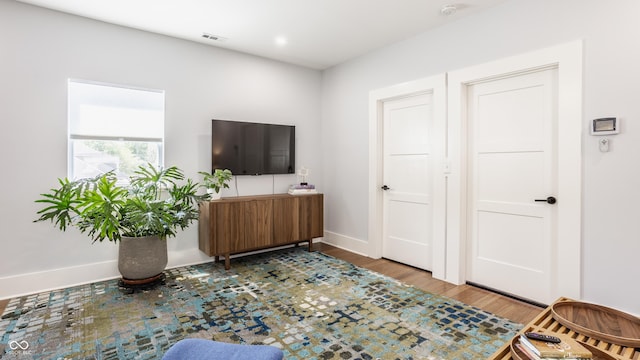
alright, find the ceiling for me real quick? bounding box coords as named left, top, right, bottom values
left=17, top=0, right=510, bottom=70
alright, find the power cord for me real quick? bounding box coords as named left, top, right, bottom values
left=234, top=176, right=239, bottom=197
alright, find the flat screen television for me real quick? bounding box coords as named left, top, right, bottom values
left=211, top=119, right=295, bottom=175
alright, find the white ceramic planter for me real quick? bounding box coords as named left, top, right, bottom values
left=207, top=188, right=222, bottom=200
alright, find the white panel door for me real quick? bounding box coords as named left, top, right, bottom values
left=467, top=69, right=558, bottom=304
left=382, top=94, right=433, bottom=270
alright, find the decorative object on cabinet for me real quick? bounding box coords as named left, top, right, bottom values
left=199, top=168, right=232, bottom=200
left=297, top=166, right=310, bottom=185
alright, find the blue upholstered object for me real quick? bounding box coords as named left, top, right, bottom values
left=162, top=339, right=284, bottom=360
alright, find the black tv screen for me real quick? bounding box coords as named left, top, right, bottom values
left=211, top=119, right=295, bottom=175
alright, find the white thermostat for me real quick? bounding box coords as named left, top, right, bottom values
left=591, top=117, right=619, bottom=135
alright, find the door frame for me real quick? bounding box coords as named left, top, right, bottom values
left=368, top=74, right=447, bottom=279
left=446, top=40, right=583, bottom=300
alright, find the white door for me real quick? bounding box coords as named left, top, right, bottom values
left=466, top=68, right=558, bottom=304
left=382, top=94, right=434, bottom=270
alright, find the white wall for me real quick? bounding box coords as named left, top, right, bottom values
left=2, top=0, right=638, bottom=316
left=321, top=0, right=640, bottom=315
left=0, top=0, right=322, bottom=298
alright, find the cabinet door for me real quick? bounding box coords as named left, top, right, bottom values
left=211, top=201, right=245, bottom=254
left=242, top=199, right=273, bottom=250
left=273, top=197, right=299, bottom=245
left=299, top=194, right=324, bottom=239
left=198, top=202, right=214, bottom=256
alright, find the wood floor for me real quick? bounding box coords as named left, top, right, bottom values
left=315, top=243, right=543, bottom=325
left=0, top=243, right=543, bottom=325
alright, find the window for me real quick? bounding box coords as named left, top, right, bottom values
left=68, top=80, right=165, bottom=182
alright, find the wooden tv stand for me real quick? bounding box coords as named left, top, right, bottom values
left=198, top=193, right=323, bottom=269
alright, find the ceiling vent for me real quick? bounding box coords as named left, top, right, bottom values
left=201, top=33, right=227, bottom=42
left=440, top=4, right=458, bottom=16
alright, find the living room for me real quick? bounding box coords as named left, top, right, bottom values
left=1, top=0, right=639, bottom=358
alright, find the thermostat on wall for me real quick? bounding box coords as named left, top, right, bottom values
left=591, top=117, right=619, bottom=135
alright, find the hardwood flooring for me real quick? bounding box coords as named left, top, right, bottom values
left=315, top=242, right=543, bottom=325
left=0, top=243, right=543, bottom=326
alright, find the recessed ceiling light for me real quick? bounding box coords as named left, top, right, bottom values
left=275, top=36, right=288, bottom=46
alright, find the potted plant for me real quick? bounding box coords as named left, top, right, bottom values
left=198, top=169, right=232, bottom=200
left=34, top=163, right=206, bottom=285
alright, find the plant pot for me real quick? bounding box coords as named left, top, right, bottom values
left=207, top=188, right=222, bottom=200
left=118, top=235, right=167, bottom=283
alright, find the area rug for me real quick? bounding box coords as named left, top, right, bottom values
left=0, top=248, right=521, bottom=359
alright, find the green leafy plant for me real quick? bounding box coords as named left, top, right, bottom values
left=198, top=169, right=233, bottom=194
left=34, top=164, right=206, bottom=242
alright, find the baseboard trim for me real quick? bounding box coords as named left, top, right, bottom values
left=321, top=231, right=369, bottom=257
left=1, top=237, right=355, bottom=301
left=0, top=248, right=212, bottom=301
left=0, top=260, right=120, bottom=301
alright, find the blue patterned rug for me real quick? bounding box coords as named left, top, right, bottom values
left=0, top=248, right=521, bottom=359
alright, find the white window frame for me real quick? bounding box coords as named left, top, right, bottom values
left=67, top=79, right=165, bottom=182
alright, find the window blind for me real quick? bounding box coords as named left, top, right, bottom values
left=68, top=80, right=164, bottom=141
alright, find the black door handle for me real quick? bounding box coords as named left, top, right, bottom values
left=381, top=185, right=390, bottom=191
left=534, top=196, right=556, bottom=204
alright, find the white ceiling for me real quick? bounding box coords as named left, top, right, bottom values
left=17, top=0, right=510, bottom=69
